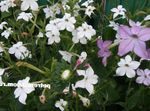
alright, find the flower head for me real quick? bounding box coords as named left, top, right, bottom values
left=111, top=5, right=126, bottom=19
left=85, top=6, right=95, bottom=17
left=79, top=95, right=90, bottom=107
left=97, top=39, right=112, bottom=66
left=1, top=27, right=13, bottom=39
left=9, top=41, right=31, bottom=59
left=17, top=12, right=33, bottom=22
left=136, top=69, right=150, bottom=86
left=55, top=99, right=68, bottom=111
left=117, top=25, right=150, bottom=57
left=59, top=50, right=73, bottom=63
left=116, top=55, right=140, bottom=78
left=21, top=0, right=39, bottom=11
left=75, top=67, right=98, bottom=95
left=14, top=77, right=35, bottom=104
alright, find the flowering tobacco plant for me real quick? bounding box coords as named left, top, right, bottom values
left=0, top=0, right=150, bottom=111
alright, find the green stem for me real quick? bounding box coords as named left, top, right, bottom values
left=16, top=61, right=46, bottom=75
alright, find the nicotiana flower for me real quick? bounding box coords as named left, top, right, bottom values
left=46, top=31, right=60, bottom=45
left=75, top=52, right=87, bottom=69
left=129, top=20, right=141, bottom=27
left=109, top=21, right=119, bottom=31
left=97, top=39, right=112, bottom=67
left=1, top=27, right=13, bottom=39
left=144, top=15, right=150, bottom=21
left=21, top=0, right=39, bottom=11
left=14, top=77, right=35, bottom=104
left=75, top=66, right=98, bottom=95
left=81, top=0, right=94, bottom=7
left=17, top=12, right=33, bottom=22
left=9, top=41, right=32, bottom=59
left=111, top=5, right=126, bottom=19
left=136, top=69, right=150, bottom=86
left=55, top=99, right=68, bottom=111
left=45, top=19, right=60, bottom=34
left=0, top=0, right=16, bottom=12
left=72, top=22, right=96, bottom=44
left=61, top=69, right=71, bottom=80
left=58, top=13, right=76, bottom=32
left=117, top=25, right=150, bottom=57
left=43, top=4, right=60, bottom=19
left=37, top=32, right=44, bottom=38
left=79, top=95, right=90, bottom=107
left=85, top=6, right=95, bottom=17
left=59, top=50, right=73, bottom=63
left=0, top=21, right=7, bottom=30
left=116, top=55, right=140, bottom=78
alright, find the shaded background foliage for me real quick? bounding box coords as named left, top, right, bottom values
left=0, top=0, right=150, bottom=111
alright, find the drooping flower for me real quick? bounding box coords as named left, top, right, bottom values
left=75, top=67, right=98, bottom=95
left=78, top=95, right=90, bottom=107
left=81, top=0, right=94, bottom=7
left=14, top=77, right=35, bottom=104
left=97, top=39, right=112, bottom=67
left=136, top=69, right=150, bottom=86
left=1, top=27, right=13, bottom=39
left=55, top=99, right=68, bottom=111
left=116, top=55, right=140, bottom=78
left=108, top=21, right=119, bottom=31
left=43, top=4, right=60, bottom=19
left=59, top=50, right=73, bottom=63
left=0, top=21, right=7, bottom=30
left=21, top=0, right=39, bottom=11
left=58, top=13, right=76, bottom=32
left=9, top=41, right=32, bottom=59
left=117, top=25, right=150, bottom=57
left=75, top=52, right=87, bottom=69
left=144, top=15, right=150, bottom=21
left=17, top=12, right=33, bottom=22
left=111, top=5, right=126, bottom=19
left=85, top=6, right=95, bottom=17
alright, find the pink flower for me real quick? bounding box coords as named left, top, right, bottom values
left=117, top=25, right=150, bottom=57
left=97, top=39, right=112, bottom=66
left=136, top=69, right=150, bottom=86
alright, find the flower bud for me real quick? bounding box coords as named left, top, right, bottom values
left=61, top=70, right=71, bottom=80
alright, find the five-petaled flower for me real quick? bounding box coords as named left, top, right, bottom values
left=14, top=77, right=35, bottom=104
left=75, top=66, right=98, bottom=95
left=116, top=55, right=140, bottom=78
left=55, top=99, right=68, bottom=111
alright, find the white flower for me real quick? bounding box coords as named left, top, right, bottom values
left=129, top=20, right=141, bottom=27
left=46, top=31, right=60, bottom=45
left=55, top=99, right=68, bottom=111
left=61, top=70, right=71, bottom=80
left=111, top=5, right=126, bottom=19
left=17, top=12, right=33, bottom=22
left=79, top=95, right=90, bottom=107
left=78, top=52, right=87, bottom=63
left=116, top=55, right=140, bottom=78
left=108, top=21, right=119, bottom=31
left=85, top=6, right=95, bottom=17
left=1, top=28, right=13, bottom=39
left=75, top=67, right=98, bottom=95
left=0, top=68, right=5, bottom=76
left=58, top=13, right=76, bottom=32
left=14, top=77, right=35, bottom=105
left=0, top=21, right=7, bottom=30
left=43, top=4, right=60, bottom=19
left=81, top=0, right=94, bottom=7
left=37, top=32, right=44, bottom=38
left=59, top=50, right=73, bottom=63
left=9, top=41, right=32, bottom=59
left=45, top=19, right=60, bottom=34
left=0, top=0, right=16, bottom=12
left=72, top=22, right=96, bottom=44
left=21, top=0, right=39, bottom=11
left=144, top=15, right=150, bottom=21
